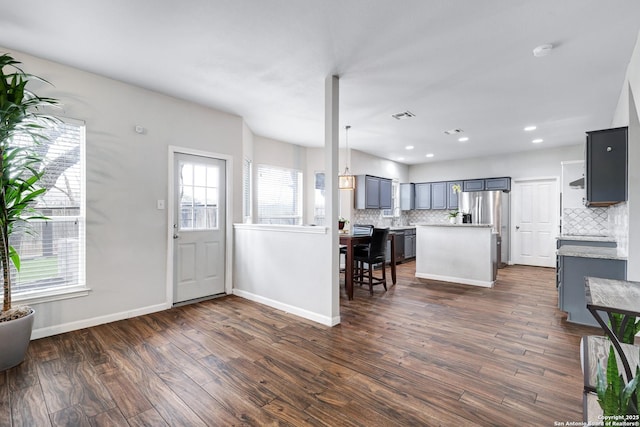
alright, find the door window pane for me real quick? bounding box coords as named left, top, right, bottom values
left=179, top=162, right=219, bottom=230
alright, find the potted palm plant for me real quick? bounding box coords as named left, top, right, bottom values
left=0, top=53, right=58, bottom=370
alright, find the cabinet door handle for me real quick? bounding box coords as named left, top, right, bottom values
left=515, top=225, right=520, bottom=230
left=607, top=146, right=612, bottom=152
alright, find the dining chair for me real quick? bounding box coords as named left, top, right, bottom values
left=353, top=227, right=389, bottom=295
left=340, top=224, right=374, bottom=273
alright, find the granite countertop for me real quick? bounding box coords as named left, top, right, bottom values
left=557, top=235, right=616, bottom=243
left=585, top=277, right=640, bottom=312
left=557, top=245, right=627, bottom=261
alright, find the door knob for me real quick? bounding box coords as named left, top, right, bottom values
left=515, top=225, right=520, bottom=230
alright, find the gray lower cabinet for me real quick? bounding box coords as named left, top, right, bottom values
left=404, top=228, right=416, bottom=259
left=415, top=183, right=431, bottom=209
left=400, top=183, right=415, bottom=210
left=431, top=182, right=447, bottom=210
left=557, top=256, right=626, bottom=327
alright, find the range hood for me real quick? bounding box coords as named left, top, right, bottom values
left=569, top=177, right=584, bottom=189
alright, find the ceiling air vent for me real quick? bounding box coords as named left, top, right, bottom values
left=392, top=111, right=415, bottom=120
left=444, top=129, right=463, bottom=135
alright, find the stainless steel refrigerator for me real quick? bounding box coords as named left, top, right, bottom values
left=459, top=191, right=510, bottom=268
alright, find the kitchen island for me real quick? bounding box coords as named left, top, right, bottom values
left=415, top=224, right=497, bottom=287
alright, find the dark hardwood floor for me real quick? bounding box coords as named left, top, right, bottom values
left=0, top=262, right=600, bottom=426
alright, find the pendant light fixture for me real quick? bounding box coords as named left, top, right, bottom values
left=338, top=125, right=355, bottom=190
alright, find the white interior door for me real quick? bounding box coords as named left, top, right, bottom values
left=173, top=153, right=226, bottom=303
left=511, top=178, right=558, bottom=267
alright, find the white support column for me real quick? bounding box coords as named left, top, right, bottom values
left=325, top=75, right=340, bottom=321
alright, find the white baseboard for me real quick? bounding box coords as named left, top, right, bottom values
left=232, top=289, right=340, bottom=327
left=415, top=272, right=494, bottom=288
left=31, top=302, right=171, bottom=340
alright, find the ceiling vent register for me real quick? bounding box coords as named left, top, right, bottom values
left=392, top=111, right=415, bottom=120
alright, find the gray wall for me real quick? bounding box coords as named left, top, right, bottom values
left=612, top=30, right=640, bottom=281
left=5, top=47, right=244, bottom=335
left=409, top=144, right=583, bottom=183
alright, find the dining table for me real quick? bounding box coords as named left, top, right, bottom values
left=340, top=232, right=396, bottom=300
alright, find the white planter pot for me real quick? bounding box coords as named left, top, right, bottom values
left=0, top=309, right=35, bottom=371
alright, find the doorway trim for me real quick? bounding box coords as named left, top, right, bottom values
left=509, top=175, right=559, bottom=267
left=167, top=145, right=234, bottom=305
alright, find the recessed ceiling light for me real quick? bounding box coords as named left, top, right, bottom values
left=533, top=44, right=553, bottom=57
left=405, top=145, right=414, bottom=150
left=524, top=125, right=537, bottom=132
left=532, top=138, right=543, bottom=144
left=426, top=153, right=434, bottom=158
left=458, top=137, right=469, bottom=142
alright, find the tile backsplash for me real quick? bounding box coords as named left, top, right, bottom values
left=351, top=209, right=450, bottom=227
left=408, top=209, right=450, bottom=225
left=561, top=202, right=628, bottom=255
left=562, top=207, right=609, bottom=236
left=609, top=202, right=629, bottom=256
left=350, top=209, right=408, bottom=227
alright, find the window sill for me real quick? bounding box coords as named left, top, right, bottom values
left=3, top=285, right=90, bottom=307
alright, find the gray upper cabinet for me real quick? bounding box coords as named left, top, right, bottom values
left=400, top=183, right=415, bottom=210
left=413, top=177, right=510, bottom=211
left=355, top=175, right=392, bottom=209
left=484, top=177, right=511, bottom=191
left=379, top=178, right=392, bottom=209
left=463, top=179, right=484, bottom=192
left=586, top=127, right=627, bottom=206
left=431, top=182, right=447, bottom=210
left=364, top=175, right=380, bottom=209
left=463, top=177, right=511, bottom=192
left=415, top=183, right=432, bottom=209
left=447, top=181, right=462, bottom=209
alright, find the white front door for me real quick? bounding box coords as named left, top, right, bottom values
left=511, top=178, right=558, bottom=267
left=173, top=153, right=226, bottom=303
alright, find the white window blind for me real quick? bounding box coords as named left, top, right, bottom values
left=243, top=158, right=252, bottom=222
left=7, top=119, right=85, bottom=299
left=314, top=172, right=325, bottom=225
left=257, top=164, right=303, bottom=225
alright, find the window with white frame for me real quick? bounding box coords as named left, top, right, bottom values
left=243, top=158, right=252, bottom=222
left=256, top=164, right=303, bottom=225
left=314, top=172, right=325, bottom=225
left=7, top=119, right=86, bottom=301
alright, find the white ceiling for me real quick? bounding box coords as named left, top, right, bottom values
left=1, top=1, right=639, bottom=164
